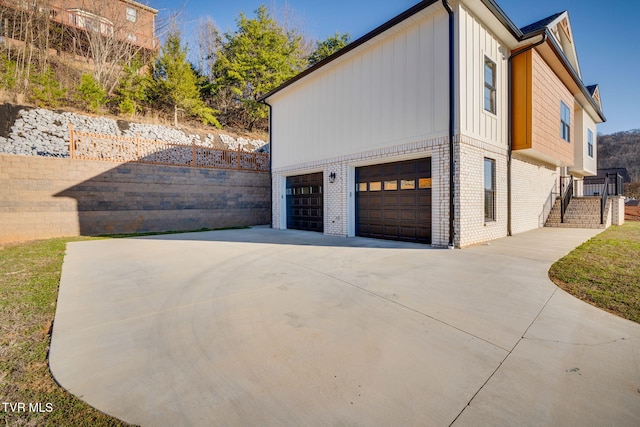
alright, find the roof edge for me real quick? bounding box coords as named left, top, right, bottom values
left=258, top=0, right=439, bottom=101
left=479, top=0, right=523, bottom=39
left=543, top=30, right=606, bottom=122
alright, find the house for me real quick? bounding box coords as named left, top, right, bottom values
left=260, top=0, right=621, bottom=247
left=0, top=0, right=157, bottom=54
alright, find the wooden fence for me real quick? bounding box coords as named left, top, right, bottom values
left=68, top=124, right=269, bottom=172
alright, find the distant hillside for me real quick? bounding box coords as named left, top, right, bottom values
left=598, top=129, right=640, bottom=181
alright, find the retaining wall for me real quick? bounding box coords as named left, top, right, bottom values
left=0, top=154, right=271, bottom=243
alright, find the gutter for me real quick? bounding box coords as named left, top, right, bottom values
left=261, top=99, right=274, bottom=229
left=442, top=0, right=455, bottom=248
left=507, top=32, right=547, bottom=236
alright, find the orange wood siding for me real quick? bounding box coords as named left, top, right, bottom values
left=530, top=49, right=574, bottom=165
left=512, top=50, right=532, bottom=151
left=511, top=49, right=575, bottom=167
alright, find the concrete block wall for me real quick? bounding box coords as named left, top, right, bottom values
left=0, top=154, right=270, bottom=243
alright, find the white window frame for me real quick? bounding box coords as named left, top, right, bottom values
left=484, top=158, right=496, bottom=222
left=126, top=7, right=137, bottom=23
left=483, top=56, right=497, bottom=115
left=587, top=129, right=594, bottom=158
left=561, top=101, right=571, bottom=142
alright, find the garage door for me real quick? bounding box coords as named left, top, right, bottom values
left=356, top=158, right=431, bottom=243
left=286, top=172, right=323, bottom=232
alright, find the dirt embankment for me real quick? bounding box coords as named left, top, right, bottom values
left=626, top=204, right=640, bottom=221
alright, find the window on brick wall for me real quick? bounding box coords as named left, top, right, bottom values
left=484, top=57, right=496, bottom=114
left=126, top=7, right=137, bottom=22
left=484, top=158, right=496, bottom=222
left=588, top=129, right=594, bottom=158
left=561, top=101, right=571, bottom=142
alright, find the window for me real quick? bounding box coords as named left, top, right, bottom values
left=126, top=7, right=137, bottom=22
left=484, top=158, right=496, bottom=222
left=588, top=129, right=594, bottom=158
left=484, top=57, right=496, bottom=114
left=561, top=101, right=571, bottom=142
left=384, top=180, right=398, bottom=191
left=400, top=179, right=415, bottom=190
left=369, top=182, right=382, bottom=191
left=418, top=178, right=432, bottom=189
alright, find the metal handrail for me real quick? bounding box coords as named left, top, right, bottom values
left=560, top=175, right=573, bottom=224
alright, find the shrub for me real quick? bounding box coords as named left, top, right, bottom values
left=29, top=67, right=67, bottom=108
left=76, top=73, right=107, bottom=113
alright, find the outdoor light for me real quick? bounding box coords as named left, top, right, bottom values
left=329, top=172, right=336, bottom=183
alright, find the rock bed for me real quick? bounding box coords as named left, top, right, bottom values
left=0, top=108, right=269, bottom=158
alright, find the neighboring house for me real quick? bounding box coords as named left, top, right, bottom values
left=260, top=0, right=613, bottom=247
left=0, top=0, right=157, bottom=53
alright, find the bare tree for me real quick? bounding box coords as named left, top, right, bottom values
left=196, top=16, right=220, bottom=81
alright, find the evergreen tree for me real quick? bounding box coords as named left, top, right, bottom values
left=153, top=31, right=220, bottom=128
left=115, top=58, right=150, bottom=118
left=214, top=6, right=306, bottom=130
left=308, top=32, right=350, bottom=66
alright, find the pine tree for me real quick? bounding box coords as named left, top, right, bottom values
left=308, top=32, right=350, bottom=66
left=214, top=6, right=306, bottom=130
left=153, top=31, right=220, bottom=128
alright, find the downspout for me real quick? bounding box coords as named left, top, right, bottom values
left=507, top=32, right=546, bottom=236
left=262, top=99, right=274, bottom=229
left=442, top=0, right=455, bottom=248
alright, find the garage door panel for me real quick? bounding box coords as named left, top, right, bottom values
left=356, top=158, right=431, bottom=244
left=287, top=173, right=323, bottom=233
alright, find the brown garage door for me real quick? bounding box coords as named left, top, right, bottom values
left=286, top=172, right=323, bottom=232
left=356, top=158, right=431, bottom=243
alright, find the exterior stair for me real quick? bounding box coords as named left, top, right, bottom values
left=545, top=196, right=610, bottom=229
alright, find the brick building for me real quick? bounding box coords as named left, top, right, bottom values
left=260, top=0, right=612, bottom=247
left=0, top=0, right=158, bottom=54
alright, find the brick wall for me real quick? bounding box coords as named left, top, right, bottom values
left=511, top=156, right=559, bottom=233
left=0, top=154, right=270, bottom=243
left=272, top=135, right=450, bottom=247
left=456, top=136, right=508, bottom=247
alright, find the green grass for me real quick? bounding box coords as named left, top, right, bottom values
left=0, top=227, right=248, bottom=425
left=0, top=236, right=131, bottom=426
left=549, top=222, right=640, bottom=324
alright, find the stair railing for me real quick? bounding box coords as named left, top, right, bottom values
left=560, top=175, right=573, bottom=224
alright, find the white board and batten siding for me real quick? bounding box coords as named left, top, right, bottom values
left=269, top=5, right=450, bottom=170
left=457, top=4, right=509, bottom=147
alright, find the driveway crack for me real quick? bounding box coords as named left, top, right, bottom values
left=448, top=287, right=559, bottom=426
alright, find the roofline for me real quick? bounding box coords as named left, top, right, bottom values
left=542, top=28, right=606, bottom=122
left=123, top=0, right=158, bottom=15
left=479, top=0, right=523, bottom=39
left=258, top=0, right=439, bottom=101
left=260, top=0, right=605, bottom=122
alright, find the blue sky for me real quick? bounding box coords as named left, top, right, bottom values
left=149, top=0, right=639, bottom=134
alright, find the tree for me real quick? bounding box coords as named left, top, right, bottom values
left=76, top=73, right=107, bottom=113
left=152, top=30, right=220, bottom=128
left=65, top=0, right=159, bottom=95
left=308, top=32, right=350, bottom=66
left=196, top=16, right=221, bottom=82
left=213, top=5, right=307, bottom=130
left=115, top=57, right=150, bottom=117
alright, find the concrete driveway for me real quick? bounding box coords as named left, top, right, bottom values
left=50, top=227, right=640, bottom=426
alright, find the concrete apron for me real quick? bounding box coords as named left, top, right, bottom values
left=49, top=227, right=640, bottom=426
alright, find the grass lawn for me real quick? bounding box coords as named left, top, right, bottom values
left=0, top=237, right=130, bottom=427
left=549, top=221, right=640, bottom=324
